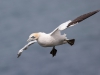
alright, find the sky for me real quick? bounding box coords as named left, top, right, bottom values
left=0, top=0, right=100, bottom=75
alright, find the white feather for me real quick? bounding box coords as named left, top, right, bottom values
left=58, top=20, right=72, bottom=30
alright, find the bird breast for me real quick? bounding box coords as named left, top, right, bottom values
left=37, top=34, right=55, bottom=47
left=38, top=34, right=66, bottom=47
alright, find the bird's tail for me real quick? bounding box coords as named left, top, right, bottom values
left=67, top=39, right=75, bottom=46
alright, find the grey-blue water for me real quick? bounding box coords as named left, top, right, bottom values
left=0, top=0, right=100, bottom=75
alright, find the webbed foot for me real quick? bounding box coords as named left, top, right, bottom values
left=50, top=46, right=57, bottom=57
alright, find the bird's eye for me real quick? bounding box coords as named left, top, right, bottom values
left=31, top=36, right=35, bottom=38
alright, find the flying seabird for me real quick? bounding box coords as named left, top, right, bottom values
left=17, top=10, right=100, bottom=58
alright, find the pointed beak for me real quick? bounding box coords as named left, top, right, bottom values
left=27, top=38, right=35, bottom=42
left=27, top=38, right=31, bottom=42
left=27, top=39, right=29, bottom=42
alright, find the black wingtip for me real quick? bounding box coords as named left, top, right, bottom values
left=67, top=10, right=100, bottom=27
left=93, top=10, right=100, bottom=14
left=17, top=52, right=22, bottom=58
left=17, top=54, right=20, bottom=58
left=96, top=10, right=100, bottom=12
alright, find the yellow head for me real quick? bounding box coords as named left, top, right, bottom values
left=27, top=33, right=40, bottom=42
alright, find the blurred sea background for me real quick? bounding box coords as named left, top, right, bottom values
left=0, top=0, right=100, bottom=75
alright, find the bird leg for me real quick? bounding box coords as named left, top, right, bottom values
left=50, top=46, right=57, bottom=57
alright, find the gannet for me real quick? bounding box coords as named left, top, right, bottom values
left=17, top=10, right=100, bottom=58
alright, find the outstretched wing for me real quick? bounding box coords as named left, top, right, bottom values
left=50, top=10, right=100, bottom=36
left=17, top=40, right=37, bottom=58
left=50, top=20, right=72, bottom=36
left=67, top=10, right=100, bottom=27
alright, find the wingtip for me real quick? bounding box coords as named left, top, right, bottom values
left=97, top=10, right=100, bottom=12
left=95, top=10, right=100, bottom=13
left=93, top=10, right=100, bottom=14
left=17, top=52, right=22, bottom=58
left=17, top=54, right=20, bottom=58
left=67, top=9, right=100, bottom=27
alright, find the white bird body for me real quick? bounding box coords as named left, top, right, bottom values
left=28, top=20, right=72, bottom=47
left=17, top=10, right=99, bottom=58
left=37, top=32, right=67, bottom=47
